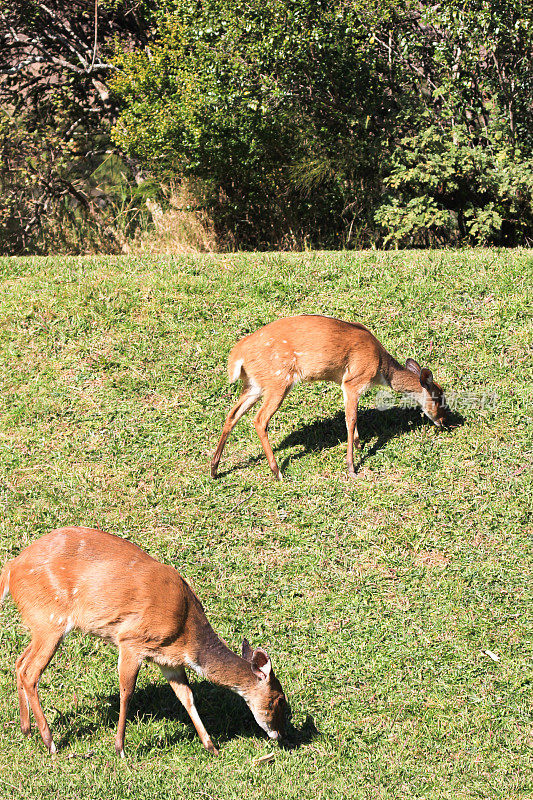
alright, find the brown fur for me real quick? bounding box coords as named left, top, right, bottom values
left=211, top=315, right=448, bottom=479
left=0, top=527, right=287, bottom=756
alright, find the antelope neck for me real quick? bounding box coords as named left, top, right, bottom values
left=192, top=624, right=256, bottom=691
left=382, top=355, right=422, bottom=395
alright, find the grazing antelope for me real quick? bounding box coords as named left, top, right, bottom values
left=211, top=314, right=448, bottom=480
left=0, top=527, right=288, bottom=757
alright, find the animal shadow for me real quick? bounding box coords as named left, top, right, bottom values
left=277, top=404, right=464, bottom=474
left=215, top=404, right=463, bottom=478
left=55, top=679, right=316, bottom=754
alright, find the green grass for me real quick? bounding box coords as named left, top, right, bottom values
left=0, top=250, right=531, bottom=799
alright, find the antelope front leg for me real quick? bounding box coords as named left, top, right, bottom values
left=115, top=646, right=141, bottom=758
left=211, top=385, right=261, bottom=477
left=342, top=380, right=363, bottom=478
left=160, top=666, right=219, bottom=754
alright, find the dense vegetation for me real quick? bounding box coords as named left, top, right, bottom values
left=0, top=250, right=531, bottom=798
left=1, top=1, right=532, bottom=252
left=0, top=1, right=149, bottom=254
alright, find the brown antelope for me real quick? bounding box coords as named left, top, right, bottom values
left=211, top=314, right=448, bottom=480
left=0, top=527, right=288, bottom=757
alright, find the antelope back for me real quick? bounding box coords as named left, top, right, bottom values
left=230, top=315, right=383, bottom=386
left=6, top=527, right=194, bottom=652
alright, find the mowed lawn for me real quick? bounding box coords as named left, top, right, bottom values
left=0, top=250, right=531, bottom=799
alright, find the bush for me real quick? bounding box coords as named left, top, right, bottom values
left=375, top=125, right=533, bottom=247
left=111, top=0, right=533, bottom=249
left=111, top=0, right=392, bottom=249
left=0, top=1, right=151, bottom=254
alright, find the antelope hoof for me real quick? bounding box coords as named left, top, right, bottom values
left=49, top=741, right=57, bottom=756
left=210, top=462, right=219, bottom=478
left=206, top=740, right=219, bottom=756
left=115, top=742, right=126, bottom=759
left=347, top=468, right=357, bottom=479
left=20, top=722, right=31, bottom=736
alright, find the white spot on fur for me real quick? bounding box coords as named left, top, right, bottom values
left=275, top=369, right=282, bottom=376
left=249, top=378, right=262, bottom=398
left=158, top=662, right=187, bottom=682
left=72, top=587, right=78, bottom=595
left=230, top=358, right=244, bottom=382
left=184, top=656, right=204, bottom=677
left=342, top=384, right=348, bottom=406
left=62, top=617, right=74, bottom=638
left=285, top=374, right=299, bottom=393
left=57, top=616, right=63, bottom=625
left=282, top=340, right=287, bottom=343
left=49, top=613, right=54, bottom=622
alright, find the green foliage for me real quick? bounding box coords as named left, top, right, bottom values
left=2, top=0, right=532, bottom=250
left=0, top=109, right=153, bottom=255
left=111, top=0, right=392, bottom=248
left=373, top=0, right=533, bottom=247
left=375, top=125, right=533, bottom=246
left=111, top=0, right=533, bottom=248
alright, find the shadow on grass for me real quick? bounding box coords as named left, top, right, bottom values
left=216, top=405, right=464, bottom=478
left=279, top=406, right=464, bottom=474
left=55, top=679, right=318, bottom=754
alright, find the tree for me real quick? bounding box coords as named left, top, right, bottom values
left=111, top=0, right=533, bottom=248
left=0, top=0, right=150, bottom=253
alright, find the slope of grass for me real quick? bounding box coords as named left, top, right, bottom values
left=0, top=250, right=531, bottom=799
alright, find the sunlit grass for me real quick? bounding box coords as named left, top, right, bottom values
left=0, top=249, right=531, bottom=799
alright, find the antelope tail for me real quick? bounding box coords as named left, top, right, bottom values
left=0, top=562, right=11, bottom=604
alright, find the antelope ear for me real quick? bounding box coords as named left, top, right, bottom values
left=406, top=358, right=421, bottom=375
left=419, top=368, right=434, bottom=390
left=242, top=638, right=254, bottom=662
left=251, top=648, right=272, bottom=681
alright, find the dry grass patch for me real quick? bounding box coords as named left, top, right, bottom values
left=413, top=550, right=450, bottom=569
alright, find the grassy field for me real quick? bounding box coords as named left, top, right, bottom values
left=0, top=250, right=531, bottom=799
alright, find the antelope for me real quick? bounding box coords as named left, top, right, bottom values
left=0, top=527, right=288, bottom=757
left=211, top=314, right=448, bottom=480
